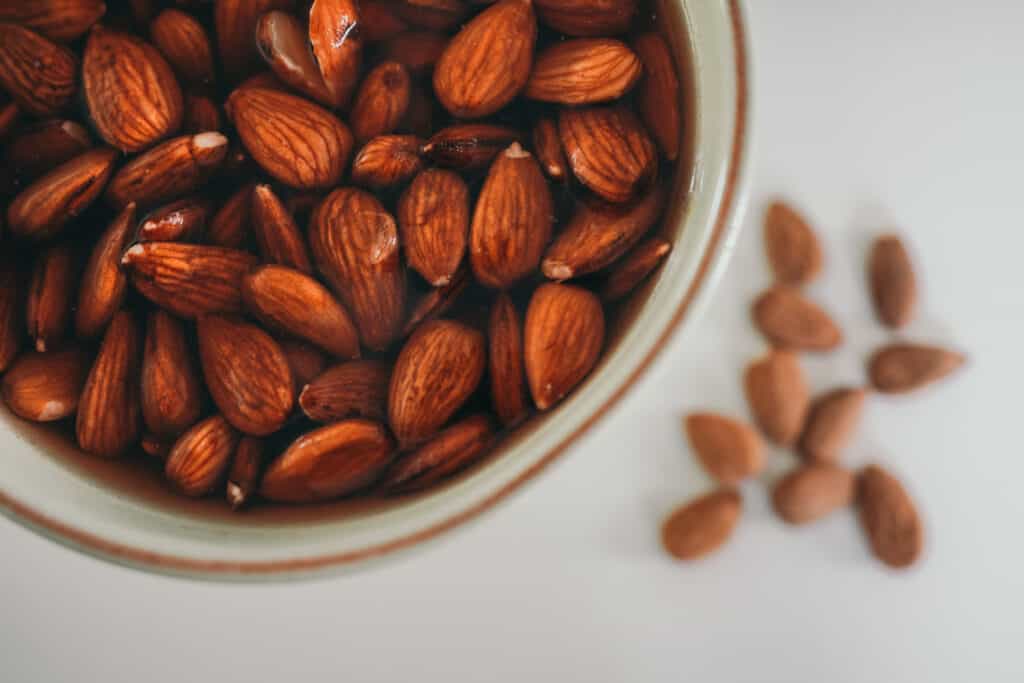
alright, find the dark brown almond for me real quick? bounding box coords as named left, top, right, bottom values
left=255, top=10, right=333, bottom=106
left=744, top=350, right=809, bottom=447
left=0, top=1, right=106, bottom=42
left=350, top=61, right=411, bottom=143
left=421, top=123, right=522, bottom=171
left=535, top=0, right=635, bottom=36
left=250, top=185, right=311, bottom=273
left=400, top=82, right=434, bottom=137
left=559, top=105, right=657, bottom=203
left=0, top=262, right=22, bottom=373
left=773, top=464, right=856, bottom=525
left=182, top=93, right=222, bottom=134
left=165, top=415, right=240, bottom=497
left=394, top=0, right=468, bottom=30
left=764, top=201, right=823, bottom=286
left=858, top=464, right=923, bottom=568
left=279, top=339, right=327, bottom=392
left=0, top=23, right=77, bottom=116
left=141, top=310, right=202, bottom=438
left=150, top=8, right=215, bottom=86
left=236, top=70, right=287, bottom=93
left=752, top=285, right=843, bottom=351
left=351, top=135, right=424, bottom=189
left=1, top=348, right=90, bottom=421
left=205, top=183, right=252, bottom=248
left=361, top=0, right=409, bottom=42
left=383, top=30, right=447, bottom=74
left=401, top=266, right=470, bottom=338
left=3, top=119, right=91, bottom=182
left=868, top=343, right=965, bottom=394
left=398, top=168, right=469, bottom=287
left=106, top=132, right=228, bottom=209
left=261, top=419, right=394, bottom=503
left=138, top=197, right=210, bottom=242
left=489, top=292, right=529, bottom=426
left=381, top=413, right=494, bottom=494
left=684, top=413, right=764, bottom=485
left=532, top=117, right=567, bottom=182
left=526, top=38, right=641, bottom=105
left=869, top=234, right=917, bottom=329
left=308, top=0, right=361, bottom=108
left=600, top=237, right=671, bottom=301
left=26, top=243, right=77, bottom=353
left=661, top=489, right=741, bottom=561
left=75, top=203, right=136, bottom=339
left=0, top=101, right=18, bottom=142
left=798, top=388, right=867, bottom=463
left=633, top=32, right=680, bottom=161
left=227, top=436, right=264, bottom=509
left=216, top=0, right=295, bottom=82
left=524, top=283, right=605, bottom=410
left=299, top=360, right=390, bottom=423
left=141, top=433, right=171, bottom=460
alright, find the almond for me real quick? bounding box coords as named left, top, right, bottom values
left=488, top=292, right=529, bottom=427
left=227, top=87, right=353, bottom=190
left=752, top=285, right=843, bottom=351
left=869, top=234, right=917, bottom=329
left=763, top=201, right=822, bottom=286
left=542, top=185, right=664, bottom=281
left=182, top=93, right=222, bottom=134
left=401, top=266, right=470, bottom=338
left=633, top=32, right=680, bottom=161
left=309, top=188, right=406, bottom=351
left=772, top=464, right=856, bottom=525
left=141, top=433, right=171, bottom=460
left=361, top=1, right=409, bottom=42
left=350, top=61, right=411, bottom=143
left=858, top=464, right=923, bottom=568
left=744, top=350, right=809, bottom=447
left=236, top=70, right=287, bottom=93
left=398, top=168, right=468, bottom=287
left=75, top=203, right=136, bottom=339
left=121, top=242, right=259, bottom=319
left=433, top=0, right=536, bottom=118
left=0, top=262, right=22, bottom=374
left=868, top=343, right=964, bottom=394
left=383, top=30, right=446, bottom=74
left=255, top=10, right=333, bottom=106
left=798, top=387, right=866, bottom=463
left=299, top=360, right=390, bottom=423
left=216, top=0, right=295, bottom=81
left=394, top=0, right=468, bottom=30
left=26, top=243, right=77, bottom=353
left=250, top=184, right=312, bottom=273
left=470, top=143, right=553, bottom=289
left=260, top=419, right=395, bottom=503
left=381, top=413, right=494, bottom=494
left=661, top=489, right=741, bottom=561
left=0, top=23, right=78, bottom=116
left=684, top=413, right=764, bottom=485
left=559, top=105, right=656, bottom=203
left=351, top=135, right=424, bottom=189
left=1, top=348, right=90, bottom=422
left=532, top=117, right=567, bottom=182
left=138, top=197, right=211, bottom=242
left=388, top=319, right=486, bottom=447
left=3, top=119, right=91, bottom=183
left=600, top=236, right=671, bottom=301
left=524, top=283, right=605, bottom=410
left=421, top=123, right=522, bottom=171
left=227, top=436, right=264, bottom=509
left=106, top=132, right=228, bottom=210
left=526, top=38, right=641, bottom=105
left=150, top=8, right=215, bottom=87
left=165, top=415, right=240, bottom=497
left=308, top=0, right=361, bottom=108
left=535, top=0, right=635, bottom=37
left=141, top=310, right=203, bottom=438
left=83, top=25, right=183, bottom=153
left=279, top=339, right=327, bottom=392
left=76, top=311, right=143, bottom=458
left=205, top=183, right=253, bottom=248
left=0, top=1, right=106, bottom=42
left=198, top=314, right=294, bottom=436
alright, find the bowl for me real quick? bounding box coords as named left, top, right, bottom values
left=0, top=0, right=753, bottom=580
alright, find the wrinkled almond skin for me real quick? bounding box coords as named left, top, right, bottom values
left=0, top=23, right=78, bottom=116
left=661, top=489, right=741, bottom=561
left=1, top=348, right=90, bottom=422
left=685, top=413, right=764, bottom=485
left=383, top=30, right=447, bottom=74
left=138, top=197, right=210, bottom=242
left=352, top=135, right=424, bottom=189
left=216, top=0, right=295, bottom=81
left=205, top=183, right=253, bottom=249
left=308, top=0, right=361, bottom=108
left=3, top=119, right=91, bottom=183
left=309, top=188, right=406, bottom=351
left=351, top=61, right=411, bottom=143
left=26, top=243, right=77, bottom=353
left=773, top=464, right=856, bottom=525
left=75, top=203, right=136, bottom=339
left=388, top=319, right=486, bottom=447
left=227, top=87, right=353, bottom=190
left=744, top=350, right=809, bottom=447
left=868, top=343, right=965, bottom=394
left=524, top=283, right=605, bottom=411
left=150, top=9, right=215, bottom=86
left=0, top=1, right=106, bottom=42
left=255, top=10, right=333, bottom=106
left=299, top=360, right=390, bottom=423
left=633, top=32, right=680, bottom=161
left=398, top=168, right=469, bottom=287
left=600, top=236, right=671, bottom=301
left=381, top=413, right=494, bottom=494
left=165, top=415, right=240, bottom=497
left=0, top=262, right=23, bottom=374
left=83, top=25, right=184, bottom=153
left=76, top=311, right=143, bottom=458
left=250, top=185, right=312, bottom=273
left=764, top=201, right=823, bottom=286
left=526, top=39, right=641, bottom=105
left=401, top=266, right=470, bottom=338
left=470, top=144, right=553, bottom=289
left=121, top=242, right=259, bottom=319
left=752, top=286, right=843, bottom=351
left=858, top=464, right=924, bottom=568
left=798, top=388, right=867, bottom=463
left=869, top=234, right=917, bottom=329
left=422, top=123, right=522, bottom=171
left=559, top=106, right=657, bottom=203
left=488, top=292, right=529, bottom=426
left=532, top=117, right=567, bottom=181
left=141, top=310, right=202, bottom=438
left=280, top=339, right=327, bottom=392
left=107, top=133, right=228, bottom=210
left=227, top=436, right=264, bottom=509
left=433, top=0, right=536, bottom=118
left=261, top=419, right=394, bottom=503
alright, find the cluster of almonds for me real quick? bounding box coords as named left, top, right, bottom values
left=0, top=0, right=681, bottom=508
left=661, top=201, right=965, bottom=570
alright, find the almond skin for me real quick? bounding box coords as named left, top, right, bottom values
left=869, top=234, right=917, bottom=329
left=383, top=30, right=447, bottom=74
left=858, top=464, right=923, bottom=568
left=685, top=413, right=764, bottom=485
left=535, top=0, right=636, bottom=37
left=532, top=117, right=567, bottom=182
left=488, top=292, right=530, bottom=427
left=0, top=1, right=106, bottom=42
left=433, top=0, right=536, bottom=118
left=361, top=1, right=409, bottom=42
left=1, top=348, right=91, bottom=422
left=744, top=350, right=809, bottom=447
left=764, top=201, right=823, bottom=286
left=299, top=360, right=390, bottom=423
left=261, top=419, right=395, bottom=503
left=227, top=436, right=264, bottom=509
left=661, top=489, right=741, bottom=561
left=352, top=135, right=424, bottom=189
left=216, top=0, right=295, bottom=81
left=633, top=32, right=680, bottom=161
left=205, top=183, right=253, bottom=249
left=250, top=184, right=312, bottom=273
left=75, top=203, right=136, bottom=340
left=773, top=464, right=856, bottom=525
left=280, top=339, right=327, bottom=392
left=600, top=237, right=672, bottom=302
left=524, top=283, right=605, bottom=411
left=401, top=266, right=470, bottom=338
left=398, top=168, right=469, bottom=287
left=381, top=413, right=495, bottom=494
left=138, top=198, right=211, bottom=242
left=470, top=143, right=553, bottom=289
left=421, top=123, right=523, bottom=171
left=165, top=415, right=240, bottom=498
left=752, top=285, right=843, bottom=351
left=559, top=105, right=657, bottom=204
left=83, top=25, right=183, bottom=153
left=0, top=22, right=78, bottom=116
left=0, top=262, right=23, bottom=374
left=3, top=119, right=92, bottom=183
left=388, top=319, right=486, bottom=447
left=183, top=93, right=223, bottom=134
left=26, top=243, right=77, bottom=353
left=106, top=132, right=228, bottom=210
left=141, top=310, right=203, bottom=438
left=308, top=0, right=361, bottom=108
left=798, top=387, right=867, bottom=463
left=255, top=10, right=333, bottom=106
left=350, top=61, right=411, bottom=143
left=197, top=314, right=294, bottom=436
left=526, top=38, right=641, bottom=105
left=868, top=343, right=965, bottom=394
left=150, top=8, right=215, bottom=87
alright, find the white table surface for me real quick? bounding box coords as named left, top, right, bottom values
left=4, top=2, right=1023, bottom=681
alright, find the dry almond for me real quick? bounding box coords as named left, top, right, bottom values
left=205, top=183, right=253, bottom=248
left=141, top=310, right=203, bottom=438
left=351, top=135, right=424, bottom=189
left=559, top=105, right=656, bottom=203
left=0, top=1, right=106, bottom=42
left=868, top=343, right=964, bottom=394
left=524, top=283, right=605, bottom=410
left=105, top=132, right=228, bottom=209
left=165, top=414, right=240, bottom=497
left=3, top=119, right=91, bottom=183
left=525, top=38, right=641, bottom=105
left=398, top=168, right=468, bottom=287
left=0, top=261, right=22, bottom=373
left=470, top=143, right=553, bottom=289
left=532, top=117, right=567, bottom=182
left=752, top=285, right=843, bottom=351
left=798, top=387, right=866, bottom=463
left=308, top=0, right=361, bottom=108
left=255, top=10, right=333, bottom=106
left=350, top=61, right=411, bottom=143
left=383, top=30, right=446, bottom=74
left=279, top=339, right=327, bottom=392
left=138, top=197, right=211, bottom=242
left=772, top=464, right=856, bottom=525
left=150, top=8, right=215, bottom=87
left=299, top=360, right=390, bottom=423
left=394, top=0, right=468, bottom=30
left=633, top=32, right=680, bottom=161
left=684, top=413, right=764, bottom=485
left=121, top=242, right=259, bottom=319
left=182, top=93, right=222, bottom=134
left=433, top=0, right=536, bottom=118
left=361, top=1, right=408, bottom=42
left=381, top=413, right=494, bottom=494
left=764, top=201, right=822, bottom=286
left=75, top=203, right=136, bottom=339
left=83, top=25, right=183, bottom=153
left=0, top=23, right=77, bottom=116
left=260, top=419, right=395, bottom=503
left=1, top=348, right=90, bottom=421
left=535, top=0, right=635, bottom=36
left=858, top=464, right=923, bottom=568
left=227, top=436, right=264, bottom=509
left=309, top=188, right=406, bottom=351
left=661, top=488, right=741, bottom=561
left=388, top=319, right=486, bottom=447
left=26, top=243, right=77, bottom=353
left=216, top=0, right=295, bottom=81
left=401, top=266, right=470, bottom=338
left=250, top=184, right=312, bottom=273
left=488, top=292, right=529, bottom=427
left=421, top=123, right=522, bottom=171
left=744, top=349, right=809, bottom=447
left=869, top=234, right=917, bottom=329
left=600, top=236, right=672, bottom=301
left=76, top=310, right=143, bottom=458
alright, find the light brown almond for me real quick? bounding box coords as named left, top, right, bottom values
left=352, top=135, right=424, bottom=189
left=350, top=61, right=411, bottom=143
left=26, top=243, right=77, bottom=353
left=398, top=168, right=468, bottom=287
left=255, top=10, right=332, bottom=106
left=526, top=38, right=641, bottom=105
left=205, top=183, right=253, bottom=248
left=773, top=464, right=856, bottom=525
left=75, top=203, right=136, bottom=339
left=600, top=236, right=671, bottom=301
left=216, top=0, right=295, bottom=82
left=138, top=197, right=211, bottom=242
left=764, top=201, right=822, bottom=286
left=421, top=123, right=522, bottom=171
left=394, top=0, right=468, bottom=30
left=308, top=0, right=361, bottom=108
left=559, top=105, right=656, bottom=203
left=1, top=348, right=90, bottom=422
left=532, top=117, right=567, bottom=181
left=685, top=413, right=764, bottom=485
left=798, top=387, right=866, bottom=463
left=250, top=185, right=312, bottom=273
left=0, top=1, right=106, bottom=42
left=858, top=464, right=923, bottom=569
left=383, top=30, right=447, bottom=74
left=106, top=132, right=228, bottom=209
left=361, top=1, right=409, bottom=42
left=165, top=414, right=240, bottom=497
left=141, top=310, right=203, bottom=438
left=868, top=343, right=965, bottom=394
left=661, top=489, right=741, bottom=561
left=744, top=350, right=809, bottom=447
left=0, top=23, right=77, bottom=116
left=401, top=266, right=470, bottom=338
left=3, top=119, right=91, bottom=183
left=182, top=93, right=222, bottom=134
left=299, top=360, right=391, bottom=423
left=0, top=261, right=23, bottom=373
left=381, top=413, right=494, bottom=494
left=633, top=32, right=680, bottom=161
left=227, top=436, right=264, bottom=509
left=869, top=234, right=917, bottom=329
left=150, top=8, right=215, bottom=87
left=752, top=285, right=843, bottom=351
left=489, top=292, right=529, bottom=427
left=535, top=0, right=635, bottom=37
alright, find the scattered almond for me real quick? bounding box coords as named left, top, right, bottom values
left=763, top=201, right=823, bottom=286
left=743, top=350, right=809, bottom=447
left=752, top=285, right=842, bottom=351
left=798, top=387, right=866, bottom=463
left=661, top=489, right=741, bottom=561
left=869, top=234, right=917, bottom=329
left=858, top=464, right=923, bottom=568
left=772, top=464, right=856, bottom=525
left=868, top=343, right=964, bottom=394
left=684, top=413, right=763, bottom=485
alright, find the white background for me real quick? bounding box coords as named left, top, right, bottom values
left=3, top=2, right=1023, bottom=681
